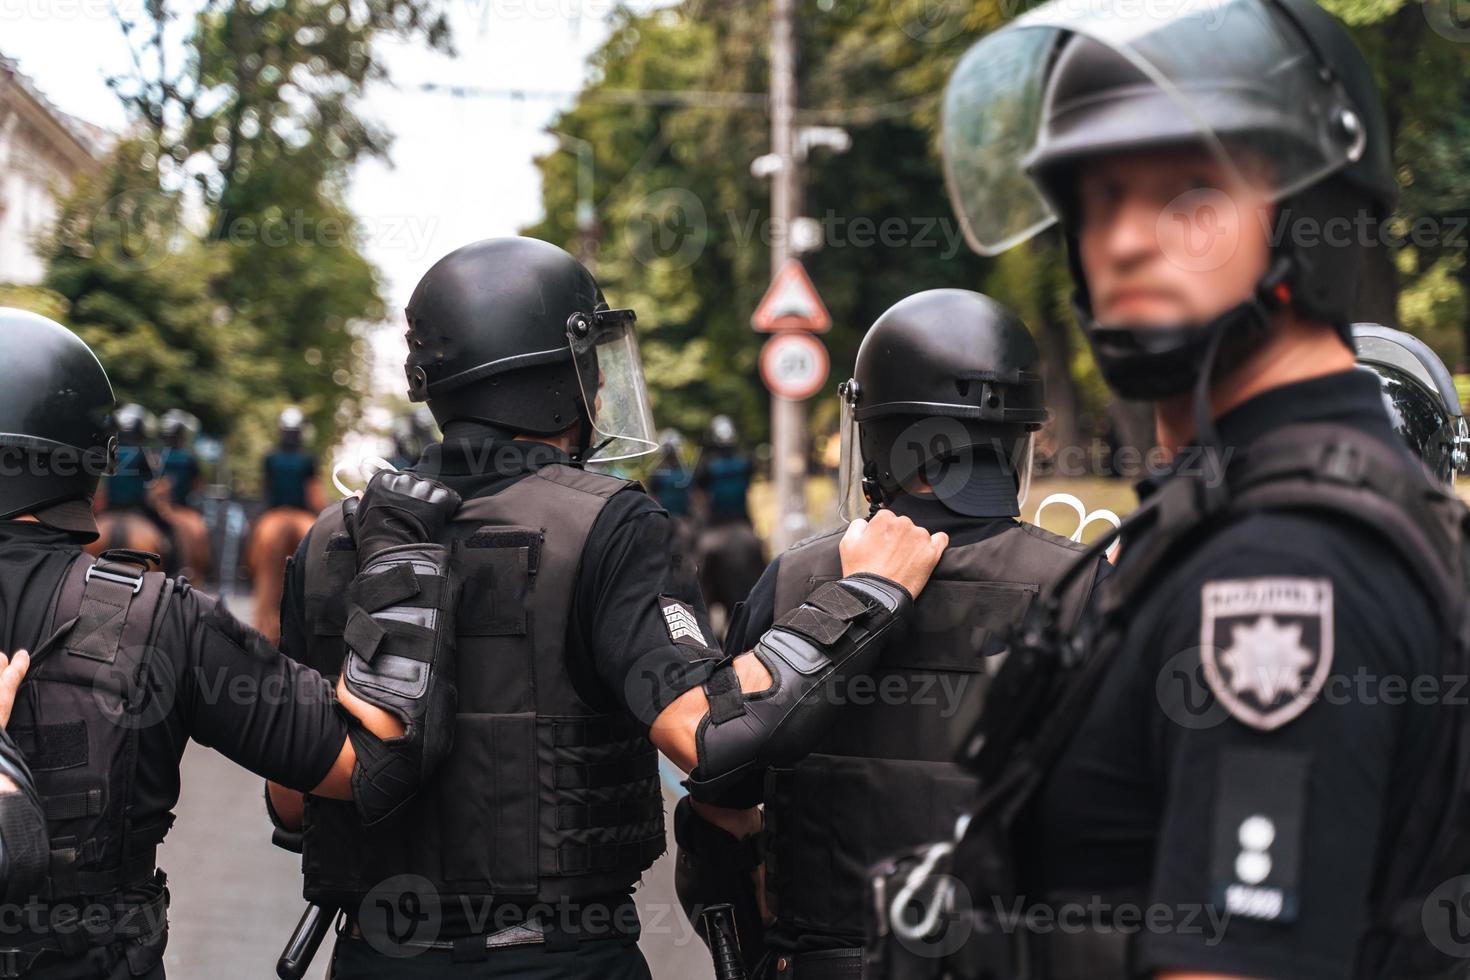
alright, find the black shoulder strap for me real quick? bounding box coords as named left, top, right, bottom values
left=33, top=551, right=168, bottom=673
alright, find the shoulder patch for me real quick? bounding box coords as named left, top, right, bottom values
left=1199, top=577, right=1333, bottom=731
left=659, top=595, right=711, bottom=649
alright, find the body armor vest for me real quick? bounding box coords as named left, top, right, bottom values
left=763, top=520, right=1099, bottom=940
left=868, top=423, right=1470, bottom=980
left=299, top=464, right=666, bottom=912
left=9, top=550, right=171, bottom=941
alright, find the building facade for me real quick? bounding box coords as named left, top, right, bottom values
left=0, top=54, right=105, bottom=285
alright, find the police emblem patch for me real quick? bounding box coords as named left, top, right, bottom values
left=1199, top=577, right=1333, bottom=731
left=659, top=595, right=710, bottom=649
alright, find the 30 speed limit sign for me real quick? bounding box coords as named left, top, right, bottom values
left=760, top=332, right=829, bottom=401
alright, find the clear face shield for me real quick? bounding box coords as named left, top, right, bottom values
left=837, top=380, right=868, bottom=522
left=941, top=0, right=1370, bottom=256
left=566, top=308, right=658, bottom=463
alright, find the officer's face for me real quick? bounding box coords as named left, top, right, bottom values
left=1075, top=145, right=1274, bottom=328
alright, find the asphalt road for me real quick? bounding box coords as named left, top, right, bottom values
left=157, top=589, right=714, bottom=980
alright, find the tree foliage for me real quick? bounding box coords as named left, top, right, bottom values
left=526, top=0, right=1470, bottom=459
left=11, top=0, right=450, bottom=490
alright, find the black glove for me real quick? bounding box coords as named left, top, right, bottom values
left=340, top=470, right=463, bottom=825
left=353, top=470, right=462, bottom=563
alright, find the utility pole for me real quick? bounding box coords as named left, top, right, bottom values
left=768, top=0, right=807, bottom=553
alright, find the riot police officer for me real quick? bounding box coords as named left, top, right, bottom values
left=158, top=410, right=203, bottom=509
left=674, top=289, right=1110, bottom=978
left=388, top=406, right=438, bottom=472
left=693, top=416, right=766, bottom=638
left=263, top=406, right=325, bottom=514
left=1352, top=323, right=1470, bottom=487
left=273, top=237, right=947, bottom=979
left=880, top=1, right=1467, bottom=977
left=0, top=308, right=452, bottom=979
left=96, top=404, right=156, bottom=514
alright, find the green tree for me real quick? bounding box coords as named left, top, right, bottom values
left=527, top=0, right=1470, bottom=463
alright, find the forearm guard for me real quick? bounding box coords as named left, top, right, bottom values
left=673, top=797, right=766, bottom=975
left=0, top=727, right=48, bottom=904
left=342, top=542, right=459, bottom=824
left=685, top=573, right=912, bottom=807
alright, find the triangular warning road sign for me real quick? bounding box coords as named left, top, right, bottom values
left=752, top=259, right=831, bottom=334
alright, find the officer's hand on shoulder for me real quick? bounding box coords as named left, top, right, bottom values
left=839, top=510, right=949, bottom=598
left=353, top=469, right=462, bottom=561
left=0, top=650, right=29, bottom=730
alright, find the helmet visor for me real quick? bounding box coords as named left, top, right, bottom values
left=943, top=0, right=1370, bottom=255
left=837, top=383, right=868, bottom=522
left=568, top=309, right=658, bottom=462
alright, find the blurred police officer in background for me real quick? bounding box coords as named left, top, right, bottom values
left=263, top=406, right=326, bottom=515
left=868, top=1, right=1470, bottom=977
left=0, top=308, right=452, bottom=980
left=1353, top=323, right=1470, bottom=487
left=274, top=237, right=948, bottom=980
left=674, top=288, right=1111, bottom=979
left=693, top=416, right=767, bottom=639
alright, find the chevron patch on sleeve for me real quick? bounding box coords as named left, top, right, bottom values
left=659, top=595, right=710, bottom=649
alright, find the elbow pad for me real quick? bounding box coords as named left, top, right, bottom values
left=0, top=728, right=48, bottom=905
left=342, top=541, right=460, bottom=825
left=685, top=573, right=912, bottom=807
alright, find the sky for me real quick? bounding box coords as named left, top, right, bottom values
left=2, top=0, right=653, bottom=400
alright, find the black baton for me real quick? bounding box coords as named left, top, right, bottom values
left=277, top=902, right=335, bottom=980
left=700, top=903, right=748, bottom=980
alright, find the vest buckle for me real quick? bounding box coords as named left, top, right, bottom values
left=85, top=563, right=146, bottom=596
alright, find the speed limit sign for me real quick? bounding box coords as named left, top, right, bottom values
left=760, top=332, right=830, bottom=401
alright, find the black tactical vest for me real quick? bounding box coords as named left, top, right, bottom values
left=10, top=551, right=171, bottom=910
left=298, top=464, right=666, bottom=911
left=867, top=423, right=1470, bottom=980
left=763, top=520, right=1099, bottom=939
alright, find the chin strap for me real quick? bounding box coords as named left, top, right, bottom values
left=1190, top=256, right=1295, bottom=516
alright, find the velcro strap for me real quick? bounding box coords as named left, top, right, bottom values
left=343, top=607, right=388, bottom=662
left=43, top=790, right=104, bottom=821
left=553, top=833, right=666, bottom=875
left=350, top=563, right=423, bottom=612
left=549, top=715, right=644, bottom=748
left=703, top=660, right=746, bottom=724
left=12, top=723, right=87, bottom=772
left=554, top=750, right=657, bottom=790
left=777, top=606, right=849, bottom=647
left=69, top=579, right=135, bottom=664
left=556, top=793, right=663, bottom=830
left=806, top=581, right=872, bottom=621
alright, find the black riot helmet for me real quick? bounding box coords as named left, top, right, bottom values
left=1352, top=324, right=1469, bottom=486
left=942, top=0, right=1397, bottom=402
left=0, top=308, right=117, bottom=538
left=404, top=237, right=657, bottom=461
left=837, top=289, right=1048, bottom=519
left=160, top=409, right=200, bottom=449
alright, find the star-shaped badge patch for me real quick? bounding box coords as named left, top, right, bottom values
left=1200, top=578, right=1333, bottom=731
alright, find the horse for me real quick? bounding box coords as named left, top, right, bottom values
left=245, top=507, right=317, bottom=647
left=149, top=481, right=213, bottom=584
left=695, top=519, right=767, bottom=643
left=88, top=509, right=174, bottom=572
